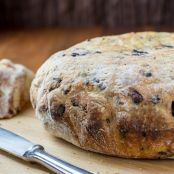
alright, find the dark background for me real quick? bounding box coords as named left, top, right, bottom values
left=0, top=0, right=174, bottom=72
left=0, top=0, right=174, bottom=29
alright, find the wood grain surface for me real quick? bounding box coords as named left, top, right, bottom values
left=0, top=27, right=173, bottom=72
left=0, top=107, right=174, bottom=174
left=0, top=27, right=103, bottom=72
left=1, top=0, right=174, bottom=28
left=0, top=28, right=174, bottom=173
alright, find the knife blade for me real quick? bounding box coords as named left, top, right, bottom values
left=0, top=127, right=33, bottom=158
left=0, top=127, right=94, bottom=174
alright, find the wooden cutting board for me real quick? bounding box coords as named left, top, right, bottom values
left=0, top=107, right=174, bottom=174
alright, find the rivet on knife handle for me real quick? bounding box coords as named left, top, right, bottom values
left=24, top=144, right=94, bottom=174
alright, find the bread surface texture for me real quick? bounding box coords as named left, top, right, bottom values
left=0, top=59, right=34, bottom=118
left=31, top=32, right=174, bottom=158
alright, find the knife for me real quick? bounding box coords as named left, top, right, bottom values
left=0, top=127, right=94, bottom=174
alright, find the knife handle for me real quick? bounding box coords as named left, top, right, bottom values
left=24, top=144, right=94, bottom=174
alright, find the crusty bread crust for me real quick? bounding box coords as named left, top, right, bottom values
left=31, top=32, right=174, bottom=158
left=0, top=59, right=34, bottom=118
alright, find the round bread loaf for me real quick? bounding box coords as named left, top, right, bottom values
left=30, top=32, right=174, bottom=158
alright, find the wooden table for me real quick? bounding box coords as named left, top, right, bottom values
left=1, top=107, right=174, bottom=174
left=0, top=26, right=170, bottom=71
left=0, top=27, right=104, bottom=71
left=1, top=27, right=174, bottom=174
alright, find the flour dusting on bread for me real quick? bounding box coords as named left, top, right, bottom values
left=31, top=32, right=174, bottom=158
left=0, top=59, right=34, bottom=118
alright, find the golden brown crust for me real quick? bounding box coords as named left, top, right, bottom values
left=30, top=32, right=174, bottom=158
